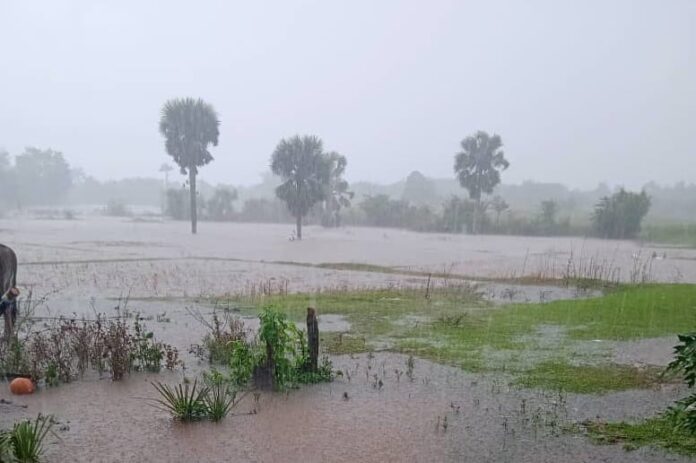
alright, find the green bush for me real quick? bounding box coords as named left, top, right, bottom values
left=592, top=189, right=651, bottom=239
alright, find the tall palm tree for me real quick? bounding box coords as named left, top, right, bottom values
left=324, top=152, right=353, bottom=227
left=159, top=98, right=220, bottom=234
left=271, top=135, right=331, bottom=239
left=454, top=131, right=509, bottom=234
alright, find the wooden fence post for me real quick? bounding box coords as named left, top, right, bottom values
left=306, top=307, right=319, bottom=372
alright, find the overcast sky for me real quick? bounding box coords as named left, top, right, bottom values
left=0, top=0, right=693, bottom=189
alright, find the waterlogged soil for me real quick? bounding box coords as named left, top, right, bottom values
left=1, top=218, right=693, bottom=461
left=0, top=353, right=688, bottom=463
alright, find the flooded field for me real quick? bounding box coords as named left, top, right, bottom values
left=1, top=353, right=689, bottom=463
left=0, top=218, right=694, bottom=462
left=0, top=217, right=693, bottom=298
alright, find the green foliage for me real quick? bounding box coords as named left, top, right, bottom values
left=243, top=284, right=693, bottom=392
left=271, top=135, right=332, bottom=238
left=228, top=340, right=256, bottom=387
left=131, top=317, right=168, bottom=372
left=152, top=379, right=210, bottom=421
left=203, top=385, right=238, bottom=422
left=584, top=416, right=696, bottom=456
left=664, top=333, right=696, bottom=432
left=667, top=333, right=696, bottom=387
left=516, top=361, right=662, bottom=394
left=5, top=415, right=54, bottom=463
left=199, top=307, right=334, bottom=390
left=592, top=189, right=651, bottom=239
left=258, top=308, right=303, bottom=389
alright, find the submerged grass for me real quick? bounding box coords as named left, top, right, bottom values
left=233, top=283, right=695, bottom=392
left=583, top=416, right=696, bottom=456
left=515, top=360, right=664, bottom=394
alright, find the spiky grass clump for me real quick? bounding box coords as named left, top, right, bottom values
left=203, top=385, right=238, bottom=422
left=152, top=379, right=209, bottom=421
left=5, top=414, right=54, bottom=463
left=0, top=430, right=13, bottom=462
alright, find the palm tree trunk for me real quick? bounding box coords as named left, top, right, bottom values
left=189, top=170, right=197, bottom=234
left=473, top=197, right=480, bottom=234
left=296, top=215, right=302, bottom=240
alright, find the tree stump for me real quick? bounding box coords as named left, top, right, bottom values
left=306, top=307, right=319, bottom=372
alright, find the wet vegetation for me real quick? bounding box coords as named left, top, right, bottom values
left=580, top=333, right=696, bottom=456
left=0, top=309, right=179, bottom=385
left=0, top=414, right=54, bottom=463
left=222, top=283, right=695, bottom=395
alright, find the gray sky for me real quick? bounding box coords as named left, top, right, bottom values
left=1, top=0, right=694, bottom=189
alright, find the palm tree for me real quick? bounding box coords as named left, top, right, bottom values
left=271, top=135, right=331, bottom=239
left=159, top=98, right=220, bottom=234
left=324, top=152, right=353, bottom=227
left=454, top=131, right=509, bottom=234
left=490, top=195, right=509, bottom=226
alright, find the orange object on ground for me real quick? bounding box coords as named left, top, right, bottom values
left=9, top=377, right=34, bottom=395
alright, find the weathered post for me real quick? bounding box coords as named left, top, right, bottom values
left=306, top=307, right=319, bottom=372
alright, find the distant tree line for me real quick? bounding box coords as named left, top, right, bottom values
left=5, top=100, right=657, bottom=242
left=0, top=147, right=73, bottom=209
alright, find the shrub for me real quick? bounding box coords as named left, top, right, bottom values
left=152, top=380, right=240, bottom=422
left=665, top=333, right=696, bottom=433
left=1, top=414, right=54, bottom=463
left=592, top=189, right=651, bottom=239
left=0, top=316, right=179, bottom=385
left=152, top=380, right=209, bottom=422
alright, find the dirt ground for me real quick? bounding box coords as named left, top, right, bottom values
left=0, top=217, right=694, bottom=462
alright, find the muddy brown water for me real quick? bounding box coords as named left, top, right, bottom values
left=0, top=353, right=688, bottom=463
left=1, top=219, right=693, bottom=461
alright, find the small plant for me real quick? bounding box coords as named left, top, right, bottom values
left=151, top=380, right=209, bottom=421
left=204, top=385, right=238, bottom=422
left=664, top=333, right=696, bottom=433
left=406, top=355, right=415, bottom=382
left=6, top=414, right=54, bottom=463
left=229, top=340, right=256, bottom=387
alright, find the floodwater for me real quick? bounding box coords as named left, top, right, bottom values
left=0, top=217, right=694, bottom=462
left=1, top=218, right=694, bottom=298
left=0, top=353, right=689, bottom=463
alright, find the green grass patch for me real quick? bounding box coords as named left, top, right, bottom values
left=321, top=332, right=368, bottom=355
left=641, top=223, right=696, bottom=248
left=515, top=360, right=663, bottom=394
left=583, top=416, right=696, bottom=456
left=228, top=283, right=695, bottom=391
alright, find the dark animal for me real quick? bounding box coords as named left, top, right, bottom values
left=0, top=244, right=18, bottom=338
